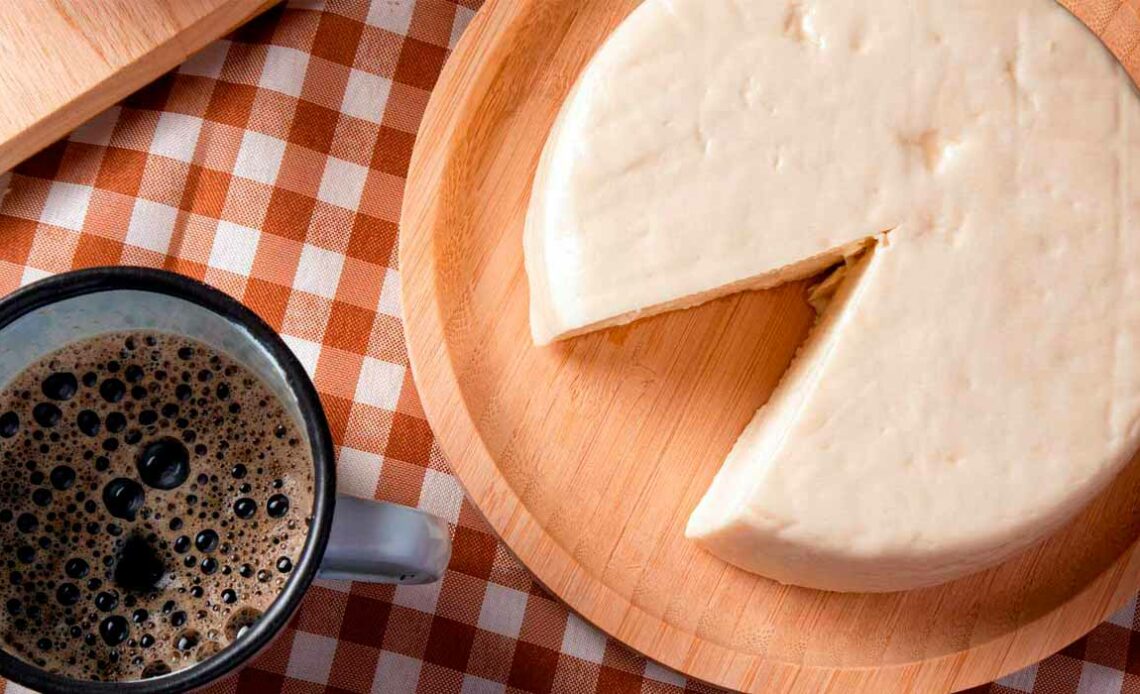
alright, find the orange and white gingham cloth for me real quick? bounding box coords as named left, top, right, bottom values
left=0, top=1, right=1134, bottom=692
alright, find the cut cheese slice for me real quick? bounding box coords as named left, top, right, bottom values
left=524, top=0, right=1140, bottom=591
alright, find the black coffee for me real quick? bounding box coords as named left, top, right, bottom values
left=0, top=331, right=314, bottom=681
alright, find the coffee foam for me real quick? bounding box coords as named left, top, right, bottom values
left=0, top=331, right=314, bottom=681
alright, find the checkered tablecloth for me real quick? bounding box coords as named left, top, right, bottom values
left=0, top=1, right=1135, bottom=692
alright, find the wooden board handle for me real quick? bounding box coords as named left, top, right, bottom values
left=0, top=0, right=276, bottom=173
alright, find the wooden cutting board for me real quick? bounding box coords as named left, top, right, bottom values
left=0, top=0, right=275, bottom=173
left=400, top=1, right=1140, bottom=691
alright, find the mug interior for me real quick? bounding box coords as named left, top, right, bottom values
left=0, top=268, right=334, bottom=693
left=0, top=290, right=307, bottom=440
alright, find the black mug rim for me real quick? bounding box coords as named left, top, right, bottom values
left=0, top=266, right=336, bottom=693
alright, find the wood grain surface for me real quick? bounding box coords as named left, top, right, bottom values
left=0, top=0, right=275, bottom=173
left=400, top=1, right=1140, bottom=691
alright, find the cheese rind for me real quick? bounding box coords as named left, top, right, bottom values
left=526, top=0, right=1140, bottom=591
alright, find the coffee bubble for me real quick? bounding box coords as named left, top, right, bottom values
left=99, top=379, right=125, bottom=404
left=105, top=413, right=126, bottom=434
left=136, top=438, right=189, bottom=491
left=55, top=584, right=79, bottom=607
left=102, top=479, right=144, bottom=521
left=99, top=616, right=129, bottom=646
left=232, top=499, right=256, bottom=519
left=16, top=514, right=36, bottom=534
left=41, top=373, right=78, bottom=401
left=266, top=494, right=289, bottom=518
left=50, top=465, right=75, bottom=491
left=194, top=530, right=218, bottom=553
left=32, top=404, right=60, bottom=428
left=65, top=559, right=88, bottom=579
left=0, top=413, right=19, bottom=438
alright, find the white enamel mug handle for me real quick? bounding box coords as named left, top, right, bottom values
left=318, top=494, right=452, bottom=584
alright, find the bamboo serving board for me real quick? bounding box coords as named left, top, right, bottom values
left=0, top=0, right=275, bottom=173
left=400, top=1, right=1140, bottom=691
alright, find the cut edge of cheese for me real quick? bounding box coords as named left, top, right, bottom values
left=526, top=220, right=873, bottom=345
left=684, top=240, right=890, bottom=588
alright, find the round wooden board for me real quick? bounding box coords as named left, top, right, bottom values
left=399, top=1, right=1140, bottom=691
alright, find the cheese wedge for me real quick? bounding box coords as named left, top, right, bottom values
left=524, top=0, right=1140, bottom=591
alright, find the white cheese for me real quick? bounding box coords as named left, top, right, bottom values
left=524, top=0, right=1140, bottom=591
